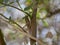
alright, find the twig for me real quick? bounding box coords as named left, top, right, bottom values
left=0, top=13, right=26, bottom=33
left=0, top=2, right=31, bottom=17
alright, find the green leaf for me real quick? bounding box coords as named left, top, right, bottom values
left=24, top=5, right=32, bottom=11
left=0, top=0, right=3, bottom=3
left=36, top=12, right=40, bottom=19
left=9, top=16, right=11, bottom=20
left=26, top=0, right=31, bottom=3
left=9, top=16, right=11, bottom=23
left=42, top=20, right=48, bottom=27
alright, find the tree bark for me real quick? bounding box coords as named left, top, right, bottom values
left=0, top=29, right=6, bottom=45
left=30, top=0, right=38, bottom=45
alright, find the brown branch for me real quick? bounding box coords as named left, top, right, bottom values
left=30, top=0, right=38, bottom=45
left=47, top=9, right=60, bottom=17
left=0, top=13, right=45, bottom=45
